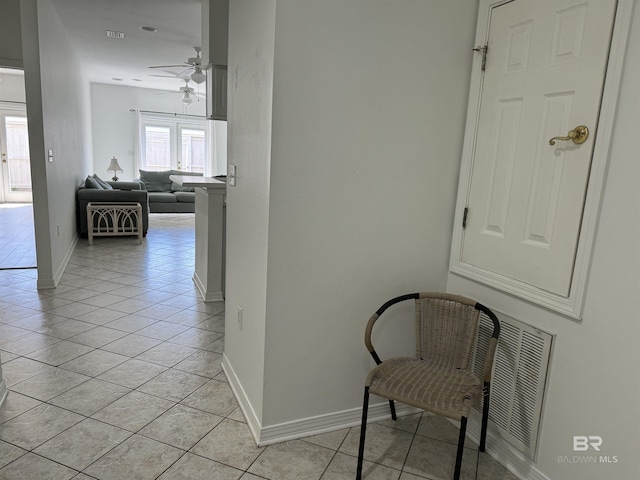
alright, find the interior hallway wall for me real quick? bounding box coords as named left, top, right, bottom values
left=224, top=0, right=478, bottom=438
left=20, top=0, right=93, bottom=288
left=223, top=0, right=277, bottom=429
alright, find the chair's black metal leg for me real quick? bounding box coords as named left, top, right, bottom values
left=389, top=400, right=397, bottom=420
left=356, top=387, right=370, bottom=480
left=480, top=382, right=490, bottom=452
left=453, top=417, right=467, bottom=480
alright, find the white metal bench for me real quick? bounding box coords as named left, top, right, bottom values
left=86, top=202, right=143, bottom=245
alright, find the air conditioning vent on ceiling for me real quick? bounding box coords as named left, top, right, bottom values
left=106, top=30, right=125, bottom=39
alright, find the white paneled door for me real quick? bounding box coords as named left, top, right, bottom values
left=460, top=0, right=617, bottom=296
left=0, top=110, right=32, bottom=203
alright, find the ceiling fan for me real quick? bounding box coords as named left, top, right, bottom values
left=148, top=46, right=208, bottom=84
left=155, top=78, right=204, bottom=105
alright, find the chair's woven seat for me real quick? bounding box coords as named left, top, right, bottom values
left=366, top=356, right=483, bottom=419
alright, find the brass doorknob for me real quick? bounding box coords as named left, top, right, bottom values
left=549, top=125, right=589, bottom=146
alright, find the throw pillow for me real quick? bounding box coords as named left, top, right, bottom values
left=139, top=170, right=172, bottom=192
left=85, top=176, right=103, bottom=189
left=92, top=174, right=113, bottom=190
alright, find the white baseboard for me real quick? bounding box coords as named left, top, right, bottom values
left=54, top=233, right=79, bottom=285
left=37, top=277, right=56, bottom=290
left=258, top=400, right=421, bottom=447
left=223, top=354, right=552, bottom=479
left=193, top=272, right=224, bottom=302
left=221, top=353, right=263, bottom=444
left=37, top=232, right=79, bottom=290
left=465, top=414, right=551, bottom=480
left=222, top=354, right=419, bottom=446
left=0, top=379, right=8, bottom=408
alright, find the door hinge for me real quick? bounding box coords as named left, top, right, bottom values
left=462, top=207, right=469, bottom=229
left=473, top=45, right=488, bottom=71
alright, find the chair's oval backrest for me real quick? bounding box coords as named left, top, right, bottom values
left=415, top=293, right=480, bottom=369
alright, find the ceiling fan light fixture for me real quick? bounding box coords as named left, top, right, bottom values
left=191, top=69, right=206, bottom=84
left=182, top=92, right=193, bottom=104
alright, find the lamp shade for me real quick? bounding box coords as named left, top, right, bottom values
left=107, top=156, right=123, bottom=172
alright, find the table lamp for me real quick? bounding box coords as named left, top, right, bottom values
left=107, top=156, right=123, bottom=181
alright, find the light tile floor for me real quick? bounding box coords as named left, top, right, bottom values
left=0, top=203, right=36, bottom=269
left=0, top=214, right=518, bottom=480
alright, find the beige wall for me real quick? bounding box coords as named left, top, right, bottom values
left=224, top=0, right=478, bottom=436
left=263, top=0, right=478, bottom=427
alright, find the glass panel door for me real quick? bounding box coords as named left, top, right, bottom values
left=179, top=127, right=206, bottom=173
left=139, top=113, right=211, bottom=174
left=1, top=112, right=32, bottom=203
left=144, top=125, right=171, bottom=171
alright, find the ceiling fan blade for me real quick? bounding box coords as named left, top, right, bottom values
left=148, top=64, right=189, bottom=69
left=149, top=74, right=192, bottom=81
left=176, top=67, right=194, bottom=77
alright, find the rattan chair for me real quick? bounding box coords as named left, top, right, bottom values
left=355, top=293, right=500, bottom=480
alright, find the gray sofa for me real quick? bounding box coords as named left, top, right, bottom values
left=137, top=170, right=203, bottom=213
left=77, top=175, right=149, bottom=237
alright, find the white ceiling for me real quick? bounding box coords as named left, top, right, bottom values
left=50, top=0, right=204, bottom=93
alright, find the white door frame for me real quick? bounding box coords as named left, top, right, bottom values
left=449, top=0, right=634, bottom=319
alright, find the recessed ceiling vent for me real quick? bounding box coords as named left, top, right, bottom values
left=106, top=30, right=125, bottom=39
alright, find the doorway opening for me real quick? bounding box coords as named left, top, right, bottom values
left=0, top=68, right=35, bottom=270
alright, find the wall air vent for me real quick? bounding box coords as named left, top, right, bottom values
left=472, top=311, right=554, bottom=460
